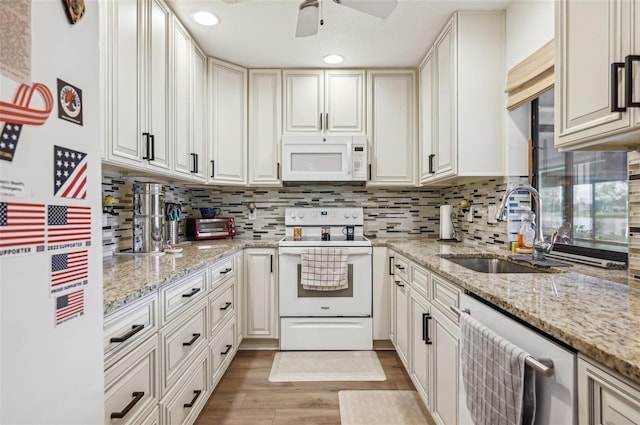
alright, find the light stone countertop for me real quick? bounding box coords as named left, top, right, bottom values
left=102, top=238, right=280, bottom=315
left=103, top=236, right=640, bottom=385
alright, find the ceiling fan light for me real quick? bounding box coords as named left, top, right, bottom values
left=295, top=0, right=319, bottom=37
left=323, top=54, right=344, bottom=64
left=193, top=11, right=219, bottom=26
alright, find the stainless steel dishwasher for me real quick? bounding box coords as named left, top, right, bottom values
left=458, top=293, right=577, bottom=425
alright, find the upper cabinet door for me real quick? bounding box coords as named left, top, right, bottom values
left=248, top=70, right=282, bottom=186
left=283, top=70, right=324, bottom=133
left=367, top=70, right=417, bottom=186
left=325, top=70, right=365, bottom=134
left=190, top=42, right=207, bottom=182
left=209, top=59, right=248, bottom=184
left=434, top=19, right=456, bottom=180
left=555, top=0, right=637, bottom=150
left=419, top=48, right=435, bottom=185
left=171, top=17, right=192, bottom=178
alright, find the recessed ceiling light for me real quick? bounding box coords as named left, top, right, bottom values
left=193, top=11, right=219, bottom=26
left=323, top=54, right=344, bottom=65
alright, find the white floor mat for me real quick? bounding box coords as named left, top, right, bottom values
left=338, top=390, right=430, bottom=425
left=268, top=351, right=386, bottom=382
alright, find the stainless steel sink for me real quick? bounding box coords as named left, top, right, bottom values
left=440, top=256, right=548, bottom=273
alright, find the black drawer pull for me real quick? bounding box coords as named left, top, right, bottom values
left=394, top=281, right=404, bottom=288
left=110, top=324, right=145, bottom=343
left=182, top=333, right=201, bottom=346
left=424, top=313, right=432, bottom=345
left=221, top=344, right=232, bottom=355
left=220, top=268, right=232, bottom=275
left=220, top=302, right=232, bottom=311
left=183, top=390, right=202, bottom=408
left=182, top=288, right=201, bottom=298
left=389, top=256, right=395, bottom=276
left=395, top=264, right=405, bottom=270
left=110, top=391, right=144, bottom=418
left=612, top=62, right=627, bottom=112
left=626, top=55, right=640, bottom=107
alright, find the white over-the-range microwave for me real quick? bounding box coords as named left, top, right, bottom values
left=281, top=135, right=367, bottom=182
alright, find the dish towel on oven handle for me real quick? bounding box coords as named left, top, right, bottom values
left=301, top=248, right=348, bottom=291
left=460, top=312, right=536, bottom=425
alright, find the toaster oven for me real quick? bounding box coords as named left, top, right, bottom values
left=186, top=217, right=236, bottom=240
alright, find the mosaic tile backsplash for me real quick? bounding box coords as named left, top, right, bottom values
left=101, top=173, right=530, bottom=257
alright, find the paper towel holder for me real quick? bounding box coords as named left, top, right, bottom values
left=438, top=204, right=460, bottom=243
left=458, top=199, right=470, bottom=213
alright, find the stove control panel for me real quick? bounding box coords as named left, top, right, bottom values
left=285, top=207, right=364, bottom=226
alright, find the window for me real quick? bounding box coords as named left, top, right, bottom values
left=532, top=89, right=628, bottom=261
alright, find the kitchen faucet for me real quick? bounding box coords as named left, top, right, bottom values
left=495, top=184, right=557, bottom=261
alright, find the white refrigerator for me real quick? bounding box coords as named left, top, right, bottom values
left=0, top=1, right=104, bottom=424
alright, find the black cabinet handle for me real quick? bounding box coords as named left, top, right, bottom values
left=220, top=302, right=232, bottom=311
left=611, top=62, right=627, bottom=112
left=211, top=160, right=215, bottom=178
left=394, top=280, right=404, bottom=288
left=424, top=313, right=432, bottom=345
left=389, top=256, right=395, bottom=276
left=110, top=324, right=144, bottom=343
left=368, top=164, right=372, bottom=180
left=220, top=267, right=232, bottom=275
left=142, top=133, right=151, bottom=160
left=110, top=392, right=144, bottom=419
left=325, top=112, right=328, bottom=130
left=183, top=390, right=202, bottom=408
left=277, top=162, right=280, bottom=179
left=182, top=333, right=201, bottom=346
left=149, top=134, right=155, bottom=161
left=395, top=264, right=405, bottom=270
left=191, top=153, right=197, bottom=173
left=626, top=55, right=640, bottom=107
left=181, top=288, right=201, bottom=298
left=270, top=254, right=273, bottom=273
left=319, top=113, right=323, bottom=130
left=428, top=154, right=436, bottom=174
left=221, top=344, right=232, bottom=355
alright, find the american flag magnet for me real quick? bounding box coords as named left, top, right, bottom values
left=54, top=145, right=87, bottom=199
left=0, top=83, right=54, bottom=162
left=46, top=204, right=91, bottom=251
left=50, top=250, right=89, bottom=296
left=55, top=289, right=84, bottom=326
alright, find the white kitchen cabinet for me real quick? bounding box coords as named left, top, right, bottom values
left=419, top=11, right=506, bottom=185
left=578, top=355, right=640, bottom=425
left=160, top=348, right=209, bottom=425
left=283, top=70, right=365, bottom=134
left=410, top=290, right=432, bottom=410
left=419, top=47, right=435, bottom=185
left=172, top=17, right=206, bottom=182
left=367, top=70, right=417, bottom=186
left=234, top=250, right=244, bottom=346
left=244, top=248, right=278, bottom=338
left=389, top=251, right=397, bottom=345
left=555, top=0, right=640, bottom=150
left=394, top=274, right=410, bottom=369
left=372, top=247, right=390, bottom=341
left=103, top=0, right=172, bottom=174
left=430, top=305, right=460, bottom=425
left=248, top=70, right=282, bottom=186
left=208, top=59, right=248, bottom=184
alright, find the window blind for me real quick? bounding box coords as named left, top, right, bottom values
left=506, top=40, right=554, bottom=111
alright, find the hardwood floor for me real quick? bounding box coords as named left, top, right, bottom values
left=195, top=350, right=436, bottom=425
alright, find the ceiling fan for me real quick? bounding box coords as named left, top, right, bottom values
left=222, top=0, right=398, bottom=38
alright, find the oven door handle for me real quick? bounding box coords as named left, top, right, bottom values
left=278, top=247, right=372, bottom=256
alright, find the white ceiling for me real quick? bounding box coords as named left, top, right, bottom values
left=166, top=0, right=512, bottom=69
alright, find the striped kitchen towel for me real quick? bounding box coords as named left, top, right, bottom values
left=301, top=248, right=348, bottom=291
left=460, top=312, right=536, bottom=425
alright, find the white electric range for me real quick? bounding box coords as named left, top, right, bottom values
left=278, top=207, right=373, bottom=351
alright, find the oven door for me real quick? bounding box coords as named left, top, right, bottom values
left=278, top=246, right=372, bottom=317
left=281, top=136, right=353, bottom=181
left=197, top=219, right=230, bottom=238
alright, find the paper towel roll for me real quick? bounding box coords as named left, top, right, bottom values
left=440, top=205, right=454, bottom=240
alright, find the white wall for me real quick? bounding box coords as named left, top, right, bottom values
left=504, top=0, right=555, bottom=177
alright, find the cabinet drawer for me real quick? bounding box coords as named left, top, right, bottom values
left=104, top=294, right=158, bottom=369
left=210, top=255, right=234, bottom=290
left=392, top=253, right=410, bottom=282
left=410, top=262, right=431, bottom=299
left=160, top=298, right=208, bottom=394
left=431, top=274, right=460, bottom=322
left=210, top=317, right=236, bottom=388
left=105, top=336, right=159, bottom=425
left=161, top=349, right=209, bottom=425
left=209, top=278, right=235, bottom=338
left=160, top=269, right=207, bottom=325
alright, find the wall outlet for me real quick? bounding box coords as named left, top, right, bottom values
left=487, top=205, right=497, bottom=224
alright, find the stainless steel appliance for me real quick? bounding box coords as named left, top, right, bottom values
left=281, top=135, right=367, bottom=182
left=186, top=217, right=236, bottom=240
left=133, top=182, right=164, bottom=253
left=457, top=294, right=577, bottom=425
left=278, top=207, right=372, bottom=350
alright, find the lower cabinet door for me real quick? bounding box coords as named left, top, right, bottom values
left=105, top=336, right=159, bottom=425
left=431, top=307, right=460, bottom=425
left=140, top=406, right=160, bottom=425
left=410, top=293, right=431, bottom=409
left=394, top=278, right=410, bottom=368
left=160, top=348, right=210, bottom=425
